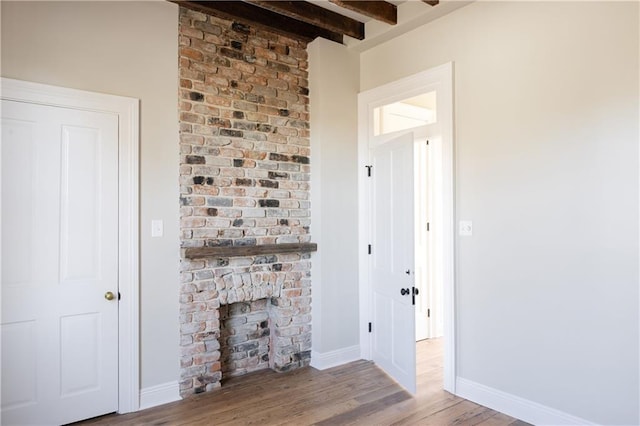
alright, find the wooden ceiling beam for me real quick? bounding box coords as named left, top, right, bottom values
left=328, top=0, right=397, bottom=25
left=422, top=0, right=440, bottom=6
left=175, top=1, right=343, bottom=44
left=247, top=1, right=365, bottom=40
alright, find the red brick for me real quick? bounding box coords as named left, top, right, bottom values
left=180, top=46, right=204, bottom=61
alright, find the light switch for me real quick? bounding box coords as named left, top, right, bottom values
left=459, top=220, right=473, bottom=236
left=151, top=220, right=164, bottom=237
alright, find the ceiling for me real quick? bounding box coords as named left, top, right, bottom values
left=173, top=0, right=441, bottom=45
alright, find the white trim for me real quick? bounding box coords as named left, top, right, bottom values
left=357, top=81, right=371, bottom=361
left=357, top=63, right=456, bottom=393
left=1, top=78, right=141, bottom=413
left=310, top=346, right=361, bottom=371
left=456, top=378, right=597, bottom=426
left=139, top=381, right=181, bottom=411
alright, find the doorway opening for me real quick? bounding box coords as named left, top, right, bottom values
left=375, top=92, right=445, bottom=391
left=357, top=63, right=454, bottom=394
left=373, top=91, right=444, bottom=343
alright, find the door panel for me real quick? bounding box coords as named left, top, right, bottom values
left=61, top=125, right=103, bottom=281
left=60, top=313, right=102, bottom=396
left=1, top=321, right=37, bottom=410
left=392, top=297, right=414, bottom=375
left=373, top=293, right=393, bottom=360
left=371, top=131, right=416, bottom=394
left=1, top=100, right=119, bottom=425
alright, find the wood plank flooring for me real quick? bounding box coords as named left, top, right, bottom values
left=76, top=339, right=528, bottom=425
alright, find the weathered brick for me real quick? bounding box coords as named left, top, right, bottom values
left=268, top=171, right=289, bottom=180
left=234, top=198, right=256, bottom=208
left=179, top=6, right=311, bottom=397
left=205, top=95, right=232, bottom=107
left=180, top=47, right=204, bottom=61
left=194, top=20, right=223, bottom=35
left=181, top=112, right=204, bottom=124
left=258, top=199, right=280, bottom=208
left=269, top=153, right=289, bottom=162
left=235, top=178, right=254, bottom=186
left=191, top=38, right=218, bottom=54
left=220, top=129, right=243, bottom=138
left=182, top=217, right=206, bottom=228
left=258, top=179, right=279, bottom=188
left=206, top=197, right=233, bottom=207
left=233, top=62, right=256, bottom=74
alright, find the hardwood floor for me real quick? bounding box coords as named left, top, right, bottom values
left=77, top=339, right=527, bottom=425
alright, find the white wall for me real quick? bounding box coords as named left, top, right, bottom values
left=1, top=1, right=180, bottom=390
left=361, top=2, right=639, bottom=424
left=309, top=38, right=361, bottom=357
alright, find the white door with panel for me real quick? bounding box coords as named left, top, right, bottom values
left=1, top=99, right=120, bottom=425
left=370, top=131, right=417, bottom=394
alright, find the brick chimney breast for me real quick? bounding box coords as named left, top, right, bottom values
left=178, top=7, right=312, bottom=396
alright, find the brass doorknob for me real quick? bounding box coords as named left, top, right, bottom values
left=104, top=291, right=116, bottom=301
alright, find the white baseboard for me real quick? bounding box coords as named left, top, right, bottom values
left=311, top=345, right=361, bottom=370
left=455, top=377, right=596, bottom=426
left=139, top=381, right=181, bottom=411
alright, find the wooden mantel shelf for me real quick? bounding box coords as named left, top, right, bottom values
left=184, top=242, right=318, bottom=259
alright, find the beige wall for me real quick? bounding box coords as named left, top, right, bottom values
left=308, top=38, right=360, bottom=354
left=361, top=2, right=639, bottom=424
left=1, top=1, right=181, bottom=389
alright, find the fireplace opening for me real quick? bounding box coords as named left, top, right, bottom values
left=219, top=300, right=272, bottom=378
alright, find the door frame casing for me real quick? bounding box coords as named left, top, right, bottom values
left=1, top=78, right=140, bottom=413
left=357, top=63, right=455, bottom=392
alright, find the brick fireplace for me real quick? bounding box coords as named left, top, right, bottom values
left=178, top=8, right=313, bottom=396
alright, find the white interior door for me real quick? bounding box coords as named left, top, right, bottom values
left=1, top=99, right=120, bottom=425
left=371, top=131, right=417, bottom=394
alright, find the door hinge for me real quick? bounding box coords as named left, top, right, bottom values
left=368, top=322, right=372, bottom=333
left=426, top=140, right=430, bottom=146
left=368, top=244, right=372, bottom=255
left=427, top=308, right=431, bottom=318
left=427, top=222, right=430, bottom=232
left=365, top=165, right=372, bottom=177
